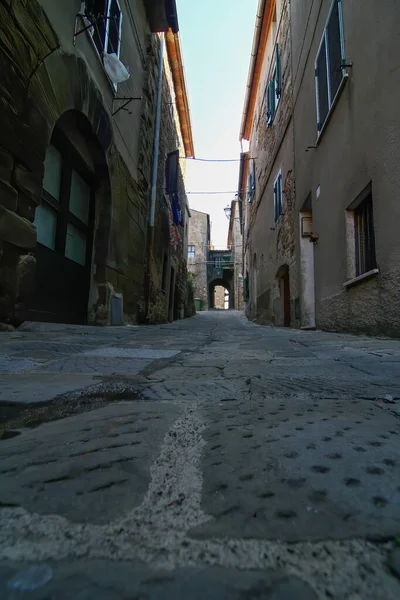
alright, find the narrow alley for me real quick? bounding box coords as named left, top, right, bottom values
left=1, top=311, right=400, bottom=599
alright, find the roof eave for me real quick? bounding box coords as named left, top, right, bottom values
left=165, top=29, right=195, bottom=158
left=239, top=0, right=275, bottom=141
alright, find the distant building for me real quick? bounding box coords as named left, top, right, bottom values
left=227, top=199, right=244, bottom=310
left=0, top=0, right=194, bottom=327
left=187, top=209, right=210, bottom=311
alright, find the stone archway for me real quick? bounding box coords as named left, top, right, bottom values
left=0, top=43, right=113, bottom=324
left=209, top=278, right=233, bottom=310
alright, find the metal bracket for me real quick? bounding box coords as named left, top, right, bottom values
left=112, top=96, right=142, bottom=117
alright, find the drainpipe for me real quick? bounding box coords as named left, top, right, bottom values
left=150, top=33, right=164, bottom=227
left=144, top=34, right=164, bottom=322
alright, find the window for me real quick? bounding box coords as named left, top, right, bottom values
left=247, top=159, right=256, bottom=203
left=165, top=150, right=179, bottom=195
left=273, top=170, right=283, bottom=223
left=35, top=137, right=94, bottom=268
left=188, top=245, right=195, bottom=259
left=84, top=0, right=122, bottom=58
left=354, top=191, right=377, bottom=277
left=315, top=0, right=346, bottom=133
left=267, top=44, right=281, bottom=127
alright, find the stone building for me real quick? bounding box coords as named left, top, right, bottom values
left=291, top=0, right=400, bottom=336
left=240, top=0, right=400, bottom=337
left=227, top=199, right=244, bottom=310
left=187, top=209, right=210, bottom=311
left=239, top=0, right=298, bottom=328
left=0, top=0, right=193, bottom=327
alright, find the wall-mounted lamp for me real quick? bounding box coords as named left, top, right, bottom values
left=224, top=205, right=232, bottom=220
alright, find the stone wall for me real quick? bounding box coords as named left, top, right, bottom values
left=0, top=0, right=170, bottom=326
left=187, top=209, right=210, bottom=310
left=244, top=1, right=299, bottom=327
left=230, top=200, right=244, bottom=311
left=147, top=41, right=193, bottom=323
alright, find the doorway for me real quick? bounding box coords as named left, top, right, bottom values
left=29, top=125, right=95, bottom=324
left=276, top=264, right=291, bottom=327
left=168, top=266, right=175, bottom=322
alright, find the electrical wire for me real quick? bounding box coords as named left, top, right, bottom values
left=187, top=191, right=238, bottom=195
left=183, top=157, right=256, bottom=163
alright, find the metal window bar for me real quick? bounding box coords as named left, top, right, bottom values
left=355, top=195, right=376, bottom=276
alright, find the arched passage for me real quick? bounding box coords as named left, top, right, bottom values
left=209, top=278, right=233, bottom=310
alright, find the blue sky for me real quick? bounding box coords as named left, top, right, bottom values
left=176, top=0, right=258, bottom=247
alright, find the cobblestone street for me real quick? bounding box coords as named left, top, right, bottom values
left=1, top=311, right=400, bottom=599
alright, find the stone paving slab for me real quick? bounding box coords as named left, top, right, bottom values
left=82, top=347, right=180, bottom=359
left=36, top=356, right=153, bottom=376
left=0, top=373, right=96, bottom=405
left=0, top=561, right=318, bottom=600
left=191, top=393, right=400, bottom=542
left=0, top=401, right=180, bottom=523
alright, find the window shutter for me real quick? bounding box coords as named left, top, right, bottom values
left=266, top=82, right=272, bottom=126
left=278, top=174, right=283, bottom=216
left=266, top=80, right=274, bottom=127
left=251, top=159, right=256, bottom=198
left=275, top=43, right=282, bottom=98
left=273, top=180, right=278, bottom=222
left=247, top=171, right=253, bottom=203
left=315, top=38, right=329, bottom=131
left=165, top=150, right=179, bottom=194
left=327, top=0, right=343, bottom=102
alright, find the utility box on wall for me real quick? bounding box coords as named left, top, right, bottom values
left=111, top=293, right=123, bottom=326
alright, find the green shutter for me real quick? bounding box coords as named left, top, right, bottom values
left=276, top=43, right=281, bottom=98
left=266, top=80, right=274, bottom=127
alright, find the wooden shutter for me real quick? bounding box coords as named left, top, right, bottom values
left=165, top=150, right=179, bottom=194
left=315, top=38, right=329, bottom=131
left=327, top=0, right=343, bottom=102
left=275, top=43, right=281, bottom=98
left=266, top=80, right=274, bottom=127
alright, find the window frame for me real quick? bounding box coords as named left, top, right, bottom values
left=315, top=0, right=347, bottom=137
left=354, top=192, right=377, bottom=277
left=35, top=129, right=96, bottom=271
left=188, top=245, right=195, bottom=259
left=273, top=170, right=283, bottom=223
left=82, top=0, right=123, bottom=91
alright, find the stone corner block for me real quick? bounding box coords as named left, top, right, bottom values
left=13, top=165, right=43, bottom=204
left=0, top=179, right=18, bottom=212
left=0, top=148, right=14, bottom=181
left=0, top=204, right=36, bottom=249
